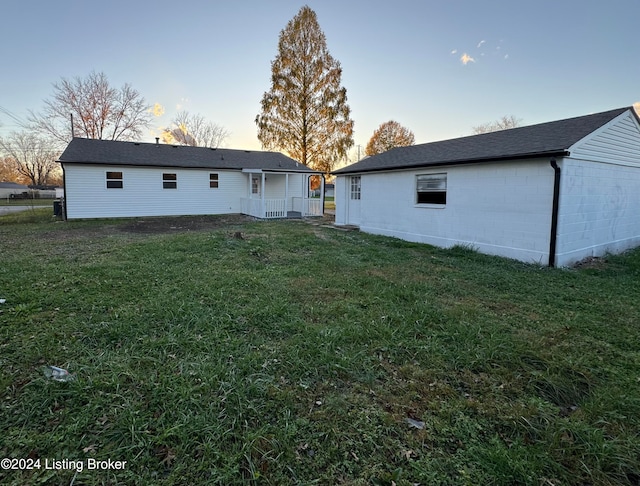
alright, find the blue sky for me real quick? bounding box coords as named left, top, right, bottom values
left=1, top=0, right=639, bottom=164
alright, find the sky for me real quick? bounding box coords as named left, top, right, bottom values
left=1, top=0, right=639, bottom=167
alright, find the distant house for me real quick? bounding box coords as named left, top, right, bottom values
left=333, top=107, right=640, bottom=267
left=58, top=138, right=324, bottom=220
left=324, top=183, right=335, bottom=198
left=0, top=181, right=29, bottom=199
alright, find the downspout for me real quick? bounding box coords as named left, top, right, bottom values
left=61, top=163, right=68, bottom=221
left=548, top=158, right=561, bottom=267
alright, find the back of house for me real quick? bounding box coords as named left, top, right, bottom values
left=58, top=138, right=325, bottom=220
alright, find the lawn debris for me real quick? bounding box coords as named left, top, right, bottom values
left=404, top=417, right=425, bottom=429
left=43, top=365, right=76, bottom=382
left=0, top=298, right=5, bottom=304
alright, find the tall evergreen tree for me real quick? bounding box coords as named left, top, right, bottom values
left=255, top=6, right=354, bottom=175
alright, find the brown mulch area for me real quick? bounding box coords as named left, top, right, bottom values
left=118, top=214, right=257, bottom=234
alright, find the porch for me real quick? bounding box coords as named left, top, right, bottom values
left=240, top=168, right=324, bottom=219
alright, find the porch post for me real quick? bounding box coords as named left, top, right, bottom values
left=285, top=173, right=289, bottom=216
left=261, top=172, right=266, bottom=218
left=320, top=174, right=325, bottom=216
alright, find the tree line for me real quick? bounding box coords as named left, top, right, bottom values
left=0, top=5, right=520, bottom=186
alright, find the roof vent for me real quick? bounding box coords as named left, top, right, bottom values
left=155, top=137, right=159, bottom=145
left=134, top=143, right=140, bottom=146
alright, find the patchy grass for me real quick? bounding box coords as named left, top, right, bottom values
left=1, top=214, right=639, bottom=485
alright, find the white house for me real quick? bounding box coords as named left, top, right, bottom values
left=333, top=107, right=640, bottom=267
left=0, top=181, right=29, bottom=198
left=58, top=138, right=324, bottom=220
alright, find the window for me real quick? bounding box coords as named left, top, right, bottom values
left=106, top=171, right=123, bottom=189
left=416, top=173, right=446, bottom=205
left=163, top=173, right=177, bottom=189
left=350, top=176, right=361, bottom=200
left=209, top=173, right=219, bottom=188
left=251, top=175, right=260, bottom=195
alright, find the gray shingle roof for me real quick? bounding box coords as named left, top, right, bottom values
left=334, top=107, right=634, bottom=175
left=0, top=181, right=29, bottom=189
left=58, top=138, right=319, bottom=173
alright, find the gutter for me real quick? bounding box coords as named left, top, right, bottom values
left=548, top=158, right=561, bottom=267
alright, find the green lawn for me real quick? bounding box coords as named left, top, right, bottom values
left=0, top=198, right=54, bottom=207
left=1, top=210, right=639, bottom=485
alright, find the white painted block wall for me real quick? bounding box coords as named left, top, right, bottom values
left=339, top=160, right=556, bottom=264
left=556, top=158, right=640, bottom=266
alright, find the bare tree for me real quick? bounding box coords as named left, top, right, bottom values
left=0, top=132, right=59, bottom=186
left=162, top=111, right=230, bottom=147
left=472, top=115, right=522, bottom=134
left=365, top=120, right=415, bottom=156
left=29, top=71, right=152, bottom=145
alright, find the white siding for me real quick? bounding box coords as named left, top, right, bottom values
left=64, top=165, right=245, bottom=219
left=569, top=111, right=640, bottom=167
left=338, top=160, right=556, bottom=264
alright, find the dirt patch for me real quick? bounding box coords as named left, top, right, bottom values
left=119, top=214, right=256, bottom=234
left=573, top=256, right=608, bottom=270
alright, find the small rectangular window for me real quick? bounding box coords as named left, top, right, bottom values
left=209, top=173, right=219, bottom=188
left=251, top=175, right=260, bottom=195
left=163, top=173, right=177, bottom=189
left=350, top=176, right=361, bottom=200
left=106, top=171, right=123, bottom=189
left=417, top=173, right=446, bottom=205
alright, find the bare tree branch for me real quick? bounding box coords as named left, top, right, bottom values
left=28, top=71, right=152, bottom=146
left=161, top=111, right=230, bottom=148
left=472, top=115, right=522, bottom=134
left=0, top=132, right=59, bottom=185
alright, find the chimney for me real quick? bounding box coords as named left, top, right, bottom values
left=155, top=137, right=159, bottom=145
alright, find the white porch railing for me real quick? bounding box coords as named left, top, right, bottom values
left=241, top=198, right=323, bottom=219
left=241, top=198, right=286, bottom=219
left=264, top=199, right=286, bottom=218
left=292, top=197, right=324, bottom=217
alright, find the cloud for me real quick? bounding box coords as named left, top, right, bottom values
left=460, top=53, right=475, bottom=65
left=451, top=49, right=458, bottom=55
left=151, top=103, right=165, bottom=117
left=477, top=40, right=486, bottom=48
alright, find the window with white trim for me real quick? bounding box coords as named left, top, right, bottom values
left=106, top=171, right=123, bottom=189
left=350, top=176, right=361, bottom=200
left=163, top=173, right=177, bottom=189
left=251, top=175, right=260, bottom=195
left=209, top=173, right=219, bottom=188
left=416, top=173, right=446, bottom=205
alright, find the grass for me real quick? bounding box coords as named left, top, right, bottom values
left=0, top=198, right=54, bottom=207
left=1, top=211, right=639, bottom=485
